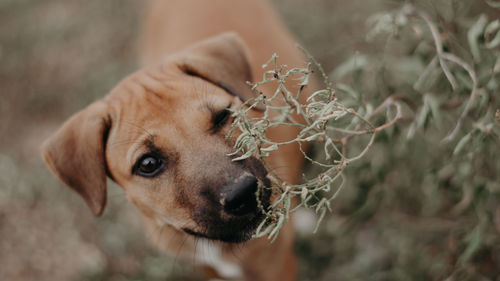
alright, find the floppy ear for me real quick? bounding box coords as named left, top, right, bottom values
left=41, top=100, right=111, bottom=216
left=177, top=32, right=264, bottom=110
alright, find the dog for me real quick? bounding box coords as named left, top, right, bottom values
left=41, top=0, right=314, bottom=280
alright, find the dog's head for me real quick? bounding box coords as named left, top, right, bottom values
left=41, top=33, right=271, bottom=243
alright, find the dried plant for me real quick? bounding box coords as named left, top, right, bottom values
left=227, top=51, right=402, bottom=241
left=228, top=1, right=500, bottom=249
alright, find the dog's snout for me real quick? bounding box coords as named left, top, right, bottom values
left=223, top=175, right=258, bottom=216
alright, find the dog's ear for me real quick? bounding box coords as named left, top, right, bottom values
left=177, top=32, right=264, bottom=110
left=41, top=100, right=111, bottom=216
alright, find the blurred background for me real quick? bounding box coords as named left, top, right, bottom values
left=1, top=0, right=499, bottom=280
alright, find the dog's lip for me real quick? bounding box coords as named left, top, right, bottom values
left=182, top=228, right=213, bottom=240
left=183, top=211, right=265, bottom=243
left=182, top=227, right=252, bottom=243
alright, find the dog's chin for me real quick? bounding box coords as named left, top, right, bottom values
left=183, top=212, right=265, bottom=243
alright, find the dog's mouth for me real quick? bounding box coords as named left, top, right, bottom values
left=182, top=211, right=266, bottom=243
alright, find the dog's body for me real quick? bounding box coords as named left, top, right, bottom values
left=42, top=1, right=313, bottom=280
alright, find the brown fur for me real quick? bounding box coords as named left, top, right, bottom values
left=41, top=1, right=315, bottom=280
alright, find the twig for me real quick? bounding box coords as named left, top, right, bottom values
left=403, top=4, right=458, bottom=90
left=441, top=53, right=479, bottom=143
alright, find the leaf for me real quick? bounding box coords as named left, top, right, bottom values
left=261, top=144, right=279, bottom=152
left=269, top=213, right=285, bottom=242
left=231, top=148, right=255, bottom=161
left=485, top=0, right=500, bottom=8
left=478, top=89, right=490, bottom=110
left=426, top=94, right=443, bottom=129
left=234, top=131, right=250, bottom=147
left=307, top=89, right=330, bottom=102
left=417, top=100, right=430, bottom=130
left=455, top=71, right=473, bottom=90
left=331, top=53, right=369, bottom=80
left=485, top=20, right=500, bottom=49
left=453, top=132, right=472, bottom=156
left=255, top=221, right=275, bottom=238
left=299, top=72, right=310, bottom=86
left=301, top=187, right=308, bottom=202
left=283, top=197, right=291, bottom=219
left=324, top=138, right=334, bottom=160
left=459, top=221, right=486, bottom=265
left=468, top=14, right=488, bottom=63
left=366, top=12, right=397, bottom=40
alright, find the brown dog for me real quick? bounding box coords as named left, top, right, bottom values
left=41, top=1, right=313, bottom=280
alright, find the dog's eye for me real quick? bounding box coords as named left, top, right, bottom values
left=213, top=108, right=231, bottom=130
left=134, top=154, right=164, bottom=177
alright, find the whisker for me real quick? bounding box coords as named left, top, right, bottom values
left=107, top=119, right=157, bottom=148
left=170, top=234, right=189, bottom=276
left=227, top=243, right=244, bottom=264
left=108, top=139, right=145, bottom=148
left=120, top=119, right=155, bottom=138
left=192, top=237, right=199, bottom=267
left=151, top=224, right=164, bottom=246
left=268, top=164, right=297, bottom=170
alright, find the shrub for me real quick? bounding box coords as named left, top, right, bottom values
left=230, top=1, right=500, bottom=279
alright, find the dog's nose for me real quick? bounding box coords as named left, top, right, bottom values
left=223, top=175, right=258, bottom=216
